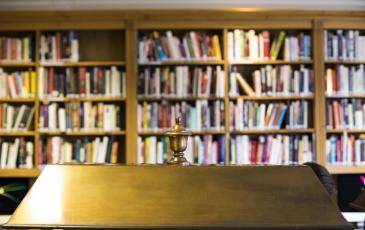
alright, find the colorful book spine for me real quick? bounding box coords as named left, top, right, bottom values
left=138, top=66, right=224, bottom=98
left=137, top=135, right=225, bottom=165
left=0, top=69, right=36, bottom=98
left=0, top=137, right=34, bottom=169
left=325, top=64, right=365, bottom=95
left=138, top=30, right=222, bottom=62
left=228, top=30, right=311, bottom=61
left=326, top=133, right=365, bottom=166
left=39, top=31, right=79, bottom=63
left=230, top=134, right=314, bottom=165
left=230, top=99, right=308, bottom=130
left=39, top=102, right=121, bottom=131
left=38, top=66, right=125, bottom=99
left=0, top=36, right=32, bottom=62
left=326, top=99, right=365, bottom=129
left=229, top=65, right=313, bottom=96
left=37, top=136, right=119, bottom=165
left=137, top=100, right=225, bottom=132
left=325, top=30, right=365, bottom=61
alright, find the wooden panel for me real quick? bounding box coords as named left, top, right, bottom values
left=5, top=165, right=351, bottom=229
left=0, top=169, right=41, bottom=178
left=323, top=20, right=365, bottom=29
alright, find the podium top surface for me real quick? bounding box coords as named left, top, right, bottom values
left=5, top=165, right=351, bottom=229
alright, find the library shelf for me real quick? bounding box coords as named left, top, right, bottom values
left=0, top=168, right=41, bottom=178
left=0, top=131, right=35, bottom=136
left=326, top=165, right=365, bottom=174
left=228, top=60, right=313, bottom=65
left=0, top=98, right=36, bottom=103
left=40, top=97, right=126, bottom=102
left=137, top=96, right=224, bottom=101
left=326, top=129, right=365, bottom=134
left=229, top=95, right=314, bottom=100
left=138, top=60, right=224, bottom=66
left=326, top=94, right=365, bottom=99
left=0, top=61, right=35, bottom=67
left=231, top=129, right=315, bottom=134
left=138, top=130, right=226, bottom=136
left=39, top=61, right=126, bottom=67
left=325, top=60, right=365, bottom=65
left=38, top=130, right=126, bottom=136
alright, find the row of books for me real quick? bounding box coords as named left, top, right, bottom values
left=228, top=30, right=311, bottom=61
left=138, top=31, right=222, bottom=62
left=0, top=138, right=33, bottom=169
left=38, top=67, right=125, bottom=99
left=39, top=102, right=121, bottom=131
left=138, top=100, right=225, bottom=131
left=325, top=64, right=365, bottom=96
left=0, top=104, right=35, bottom=131
left=229, top=65, right=313, bottom=96
left=137, top=135, right=226, bottom=164
left=138, top=66, right=224, bottom=98
left=0, top=36, right=32, bottom=62
left=0, top=69, right=36, bottom=98
left=229, top=100, right=309, bottom=130
left=38, top=136, right=119, bottom=165
left=325, top=30, right=365, bottom=61
left=230, top=135, right=314, bottom=165
left=326, top=99, right=365, bottom=129
left=326, top=134, right=365, bottom=165
left=39, top=31, right=79, bottom=63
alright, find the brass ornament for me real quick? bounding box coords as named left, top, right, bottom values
left=165, top=117, right=192, bottom=166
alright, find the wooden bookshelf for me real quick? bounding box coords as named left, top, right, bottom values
left=229, top=95, right=314, bottom=100
left=138, top=130, right=225, bottom=136
left=0, top=98, right=36, bottom=102
left=137, top=96, right=224, bottom=101
left=39, top=61, right=125, bottom=67
left=327, top=129, right=365, bottom=134
left=138, top=60, right=224, bottom=66
left=0, top=168, right=41, bottom=178
left=38, top=130, right=126, bottom=136
left=231, top=129, right=315, bottom=135
left=40, top=97, right=126, bottom=102
left=0, top=10, right=364, bottom=177
left=228, top=60, right=313, bottom=65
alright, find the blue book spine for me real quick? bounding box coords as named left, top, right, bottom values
left=219, top=136, right=225, bottom=164
left=277, top=106, right=287, bottom=128
left=337, top=30, right=343, bottom=61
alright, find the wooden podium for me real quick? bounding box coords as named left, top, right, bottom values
left=4, top=165, right=351, bottom=229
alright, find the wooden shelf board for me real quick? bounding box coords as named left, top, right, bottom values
left=326, top=94, right=365, bottom=99
left=327, top=165, right=365, bottom=174
left=138, top=130, right=225, bottom=135
left=39, top=130, right=126, bottom=136
left=327, top=129, right=365, bottom=134
left=138, top=96, right=224, bottom=101
left=40, top=97, right=126, bottom=102
left=230, top=95, right=314, bottom=100
left=0, top=168, right=41, bottom=178
left=0, top=61, right=35, bottom=67
left=138, top=60, right=224, bottom=66
left=39, top=61, right=125, bottom=67
left=325, top=60, right=365, bottom=65
left=229, top=60, right=313, bottom=65
left=231, top=129, right=315, bottom=134
left=0, top=98, right=36, bottom=102
left=0, top=131, right=35, bottom=136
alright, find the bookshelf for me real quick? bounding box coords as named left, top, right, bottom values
left=321, top=20, right=365, bottom=173
left=0, top=10, right=365, bottom=177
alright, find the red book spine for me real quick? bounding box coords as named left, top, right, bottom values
left=46, top=137, right=53, bottom=164
left=250, top=140, right=257, bottom=164
left=97, top=68, right=103, bottom=95
left=78, top=67, right=86, bottom=95
left=265, top=136, right=273, bottom=163
left=262, top=31, right=270, bottom=59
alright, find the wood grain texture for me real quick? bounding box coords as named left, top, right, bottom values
left=5, top=165, right=351, bottom=229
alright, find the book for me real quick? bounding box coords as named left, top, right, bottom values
left=0, top=69, right=36, bottom=98
left=0, top=36, right=32, bottom=62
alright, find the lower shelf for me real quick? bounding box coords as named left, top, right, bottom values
left=0, top=168, right=41, bottom=178
left=326, top=165, right=365, bottom=174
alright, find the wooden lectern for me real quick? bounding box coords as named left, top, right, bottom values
left=4, top=165, right=352, bottom=229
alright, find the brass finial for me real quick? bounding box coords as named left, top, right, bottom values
left=166, top=116, right=192, bottom=166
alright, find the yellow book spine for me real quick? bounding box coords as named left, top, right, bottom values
left=143, top=102, right=148, bottom=130
left=145, top=137, right=150, bottom=163
left=212, top=35, right=222, bottom=60
left=22, top=37, right=29, bottom=61
left=31, top=71, right=36, bottom=95
left=24, top=71, right=30, bottom=96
